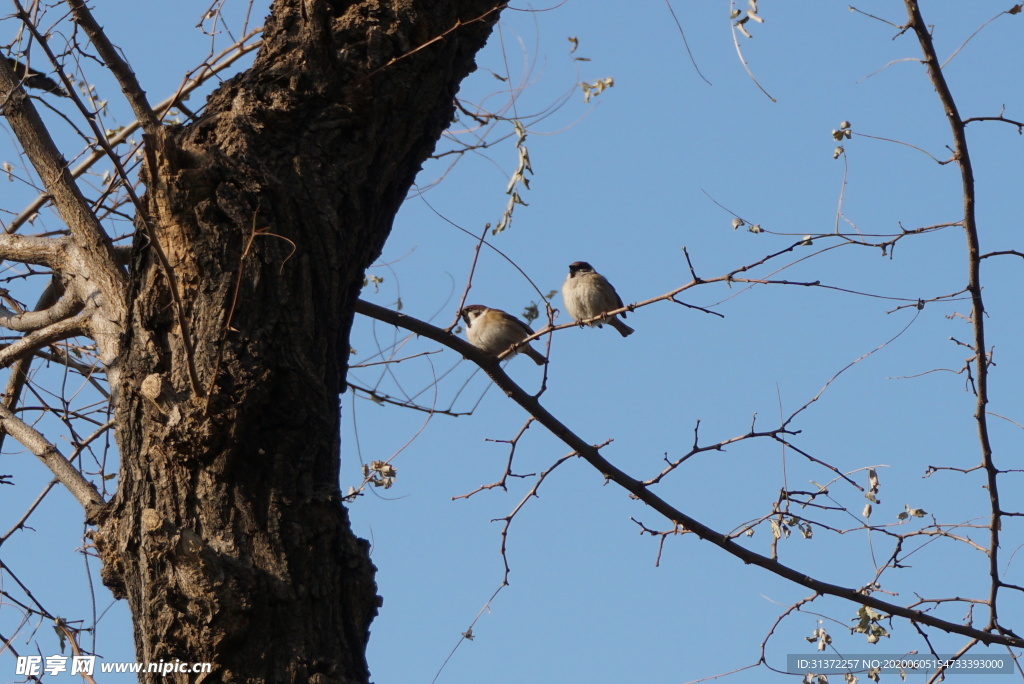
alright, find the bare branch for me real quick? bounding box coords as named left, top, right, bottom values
left=0, top=61, right=127, bottom=317
left=453, top=417, right=536, bottom=499
left=449, top=223, right=490, bottom=331
left=939, top=8, right=1016, bottom=70
left=781, top=310, right=921, bottom=428
left=853, top=130, right=949, bottom=164
left=347, top=382, right=471, bottom=416
left=0, top=309, right=91, bottom=368
left=0, top=279, right=61, bottom=456
left=980, top=250, right=1024, bottom=260
left=0, top=403, right=103, bottom=517
left=0, top=234, right=62, bottom=266
left=0, top=417, right=112, bottom=544
left=847, top=5, right=903, bottom=28
left=0, top=290, right=82, bottom=332
left=904, top=0, right=1005, bottom=636
left=8, top=30, right=263, bottom=234
left=663, top=0, right=711, bottom=86
left=355, top=298, right=1024, bottom=648
left=65, top=0, right=159, bottom=133
left=729, top=1, right=776, bottom=102
left=963, top=116, right=1024, bottom=132
left=494, top=449, right=578, bottom=583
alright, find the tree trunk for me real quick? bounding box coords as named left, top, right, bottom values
left=90, top=2, right=503, bottom=681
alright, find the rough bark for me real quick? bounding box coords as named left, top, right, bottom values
left=90, top=1, right=504, bottom=681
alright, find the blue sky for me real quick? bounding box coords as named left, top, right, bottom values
left=2, top=2, right=1024, bottom=683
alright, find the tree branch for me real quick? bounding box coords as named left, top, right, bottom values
left=7, top=30, right=262, bottom=234
left=0, top=403, right=103, bottom=517
left=65, top=0, right=159, bottom=133
left=355, top=298, right=1024, bottom=648
left=0, top=60, right=127, bottom=318
left=904, top=0, right=1004, bottom=635
left=0, top=279, right=61, bottom=456
left=962, top=115, right=1024, bottom=132
left=0, top=291, right=83, bottom=332
left=0, top=309, right=91, bottom=368
left=0, top=234, right=62, bottom=266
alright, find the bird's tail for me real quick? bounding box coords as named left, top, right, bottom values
left=609, top=317, right=634, bottom=337
left=523, top=345, right=547, bottom=365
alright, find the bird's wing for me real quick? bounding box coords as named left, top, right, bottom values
left=502, top=311, right=536, bottom=336
left=604, top=275, right=625, bottom=311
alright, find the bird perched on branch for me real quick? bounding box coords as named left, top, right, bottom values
left=460, top=304, right=546, bottom=365
left=561, top=261, right=634, bottom=337
left=4, top=56, right=69, bottom=97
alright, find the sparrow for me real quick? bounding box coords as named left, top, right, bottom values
left=561, top=261, right=634, bottom=337
left=459, top=304, right=546, bottom=365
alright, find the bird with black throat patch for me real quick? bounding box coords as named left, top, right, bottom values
left=459, top=304, right=547, bottom=365
left=561, top=261, right=634, bottom=337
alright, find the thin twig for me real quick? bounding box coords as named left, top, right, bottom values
left=663, top=0, right=711, bottom=86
